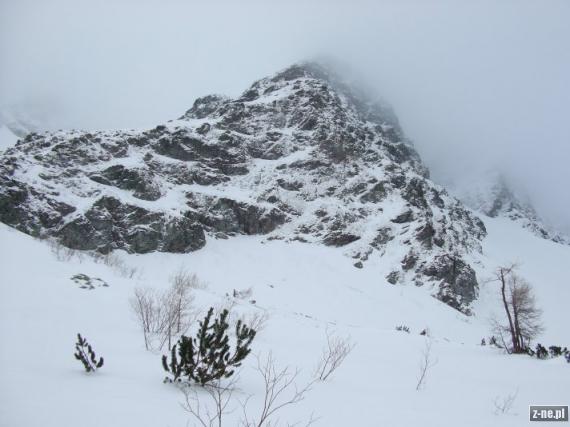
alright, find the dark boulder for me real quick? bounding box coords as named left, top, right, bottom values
left=183, top=95, right=226, bottom=119
left=391, top=210, right=414, bottom=224
left=403, top=178, right=428, bottom=209
left=0, top=181, right=29, bottom=226
left=90, top=165, right=161, bottom=201
left=323, top=232, right=360, bottom=247
left=423, top=255, right=479, bottom=313
left=386, top=271, right=400, bottom=284
left=360, top=182, right=387, bottom=203
left=199, top=198, right=287, bottom=235
left=277, top=179, right=303, bottom=191
left=371, top=227, right=393, bottom=249
left=401, top=251, right=418, bottom=271
left=57, top=197, right=206, bottom=254
left=416, top=222, right=436, bottom=248
left=196, top=123, right=211, bottom=135
left=240, top=89, right=259, bottom=102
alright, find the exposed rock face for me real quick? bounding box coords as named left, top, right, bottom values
left=89, top=165, right=161, bottom=201
left=423, top=255, right=479, bottom=314
left=0, top=62, right=488, bottom=313
left=56, top=196, right=206, bottom=253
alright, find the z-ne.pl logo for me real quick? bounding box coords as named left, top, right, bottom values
left=530, top=406, right=568, bottom=422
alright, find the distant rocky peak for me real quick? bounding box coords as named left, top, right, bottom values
left=262, top=62, right=401, bottom=128
left=449, top=170, right=569, bottom=245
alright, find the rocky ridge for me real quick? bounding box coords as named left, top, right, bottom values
left=0, top=62, right=488, bottom=313
left=454, top=173, right=569, bottom=245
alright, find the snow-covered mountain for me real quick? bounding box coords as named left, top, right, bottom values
left=447, top=171, right=569, bottom=245
left=1, top=62, right=569, bottom=427
left=0, top=62, right=489, bottom=313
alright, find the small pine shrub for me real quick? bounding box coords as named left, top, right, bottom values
left=395, top=325, right=410, bottom=333
left=481, top=338, right=486, bottom=346
left=549, top=346, right=563, bottom=357
left=162, top=307, right=256, bottom=385
left=535, top=343, right=548, bottom=359
left=74, top=333, right=104, bottom=372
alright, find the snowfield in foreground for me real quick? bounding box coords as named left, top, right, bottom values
left=0, top=216, right=568, bottom=427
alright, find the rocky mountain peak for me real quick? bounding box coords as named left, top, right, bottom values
left=0, top=63, right=488, bottom=314
left=449, top=171, right=569, bottom=245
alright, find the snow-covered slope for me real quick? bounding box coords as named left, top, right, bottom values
left=0, top=213, right=568, bottom=427
left=1, top=62, right=568, bottom=427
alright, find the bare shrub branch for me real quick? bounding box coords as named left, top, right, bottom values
left=46, top=238, right=141, bottom=278
left=172, top=268, right=207, bottom=290
left=238, top=311, right=270, bottom=334
left=129, top=287, right=162, bottom=350
left=240, top=353, right=317, bottom=427
left=314, top=329, right=355, bottom=381
left=181, top=377, right=238, bottom=427
left=493, top=389, right=518, bottom=415
left=92, top=251, right=139, bottom=278
left=179, top=353, right=317, bottom=427
left=416, top=339, right=437, bottom=391
left=130, top=272, right=199, bottom=351
left=48, top=238, right=82, bottom=262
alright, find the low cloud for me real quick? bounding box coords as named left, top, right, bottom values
left=1, top=0, right=568, bottom=230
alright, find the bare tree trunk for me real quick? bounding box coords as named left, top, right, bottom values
left=512, top=297, right=523, bottom=352
left=499, top=268, right=518, bottom=353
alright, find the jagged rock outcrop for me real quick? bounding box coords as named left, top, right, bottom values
left=0, top=62, right=489, bottom=313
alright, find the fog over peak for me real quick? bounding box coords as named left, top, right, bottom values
left=1, top=0, right=569, bottom=232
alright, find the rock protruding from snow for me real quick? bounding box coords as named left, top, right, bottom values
left=0, top=62, right=488, bottom=313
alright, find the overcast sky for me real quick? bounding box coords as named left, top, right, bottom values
left=1, top=0, right=569, bottom=231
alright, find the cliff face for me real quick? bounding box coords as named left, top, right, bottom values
left=0, top=62, right=487, bottom=313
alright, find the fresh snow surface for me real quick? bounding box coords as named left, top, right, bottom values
left=0, top=216, right=568, bottom=427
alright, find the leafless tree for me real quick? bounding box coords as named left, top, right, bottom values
left=181, top=377, right=239, bottom=427
left=509, top=275, right=543, bottom=350
left=160, top=270, right=199, bottom=350
left=92, top=251, right=138, bottom=278
left=491, top=265, right=543, bottom=353
left=416, top=339, right=437, bottom=391
left=48, top=238, right=82, bottom=262
left=130, top=287, right=162, bottom=350
left=314, top=329, right=355, bottom=381
left=172, top=268, right=206, bottom=290
left=130, top=272, right=199, bottom=351
left=240, top=353, right=317, bottom=427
